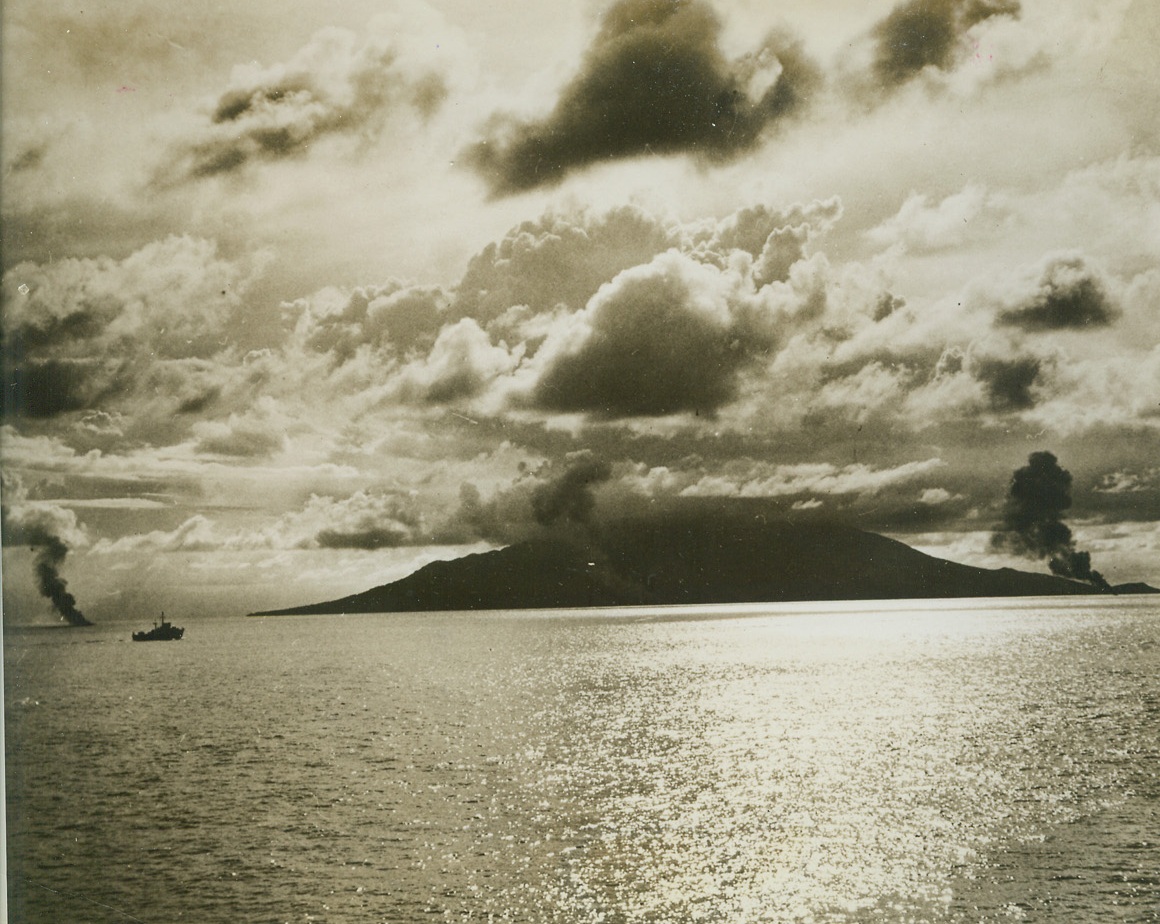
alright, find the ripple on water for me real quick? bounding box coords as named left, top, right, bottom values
left=5, top=600, right=1159, bottom=922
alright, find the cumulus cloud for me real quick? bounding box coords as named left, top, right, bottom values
left=1, top=237, right=263, bottom=422
left=869, top=0, right=1021, bottom=90
left=288, top=282, right=448, bottom=364
left=867, top=184, right=1009, bottom=251
left=393, top=319, right=520, bottom=404
left=995, top=253, right=1120, bottom=330
left=92, top=488, right=446, bottom=555
left=465, top=0, right=820, bottom=194
left=525, top=250, right=772, bottom=418
left=451, top=453, right=621, bottom=545
left=161, top=15, right=451, bottom=183
left=454, top=205, right=680, bottom=323
left=302, top=491, right=429, bottom=549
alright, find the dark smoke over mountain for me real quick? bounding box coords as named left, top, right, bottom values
left=991, top=451, right=1109, bottom=590
left=532, top=455, right=613, bottom=527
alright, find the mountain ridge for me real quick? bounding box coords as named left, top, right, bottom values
left=250, top=518, right=1156, bottom=616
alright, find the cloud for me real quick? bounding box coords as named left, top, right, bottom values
left=465, top=0, right=820, bottom=194
left=1095, top=467, right=1160, bottom=495
left=995, top=253, right=1120, bottom=330
left=866, top=183, right=1010, bottom=251
left=91, top=488, right=445, bottom=555
left=524, top=250, right=772, bottom=418
left=301, top=491, right=428, bottom=550
left=2, top=237, right=264, bottom=423
left=392, top=319, right=520, bottom=404
left=693, top=198, right=844, bottom=284
left=1, top=476, right=89, bottom=551
left=190, top=400, right=290, bottom=458
left=4, top=140, right=49, bottom=175
left=288, top=282, right=448, bottom=365
left=974, top=355, right=1042, bottom=410
left=919, top=487, right=956, bottom=504
left=453, top=205, right=680, bottom=323
left=673, top=457, right=944, bottom=500
left=160, top=16, right=451, bottom=183
left=869, top=0, right=1021, bottom=90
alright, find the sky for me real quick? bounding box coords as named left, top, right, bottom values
left=2, top=0, right=1159, bottom=623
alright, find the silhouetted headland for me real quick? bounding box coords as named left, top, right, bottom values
left=251, top=516, right=1158, bottom=616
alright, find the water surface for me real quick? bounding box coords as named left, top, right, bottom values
left=6, top=596, right=1158, bottom=922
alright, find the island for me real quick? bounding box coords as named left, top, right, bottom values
left=251, top=516, right=1157, bottom=616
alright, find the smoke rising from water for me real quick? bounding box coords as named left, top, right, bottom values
left=991, top=451, right=1109, bottom=590
left=30, top=531, right=92, bottom=625
left=2, top=478, right=94, bottom=625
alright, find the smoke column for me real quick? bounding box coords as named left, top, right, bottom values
left=532, top=455, right=613, bottom=527
left=31, top=531, right=93, bottom=625
left=991, top=451, right=1110, bottom=590
left=1, top=479, right=94, bottom=625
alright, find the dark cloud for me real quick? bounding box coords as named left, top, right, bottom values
left=873, top=292, right=906, bottom=321
left=996, top=255, right=1119, bottom=330
left=872, top=0, right=1020, bottom=89
left=529, top=252, right=769, bottom=418
left=162, top=26, right=448, bottom=183
left=991, top=451, right=1109, bottom=589
left=1, top=358, right=125, bottom=419
left=466, top=0, right=820, bottom=194
left=975, top=355, right=1040, bottom=410
left=1, top=238, right=260, bottom=431
left=5, top=141, right=48, bottom=175
left=455, top=482, right=510, bottom=545
left=0, top=192, right=188, bottom=273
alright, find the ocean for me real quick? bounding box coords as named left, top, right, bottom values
left=5, top=596, right=1158, bottom=923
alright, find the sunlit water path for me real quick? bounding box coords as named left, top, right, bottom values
left=6, top=596, right=1158, bottom=922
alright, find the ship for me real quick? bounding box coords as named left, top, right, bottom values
left=132, top=613, right=185, bottom=642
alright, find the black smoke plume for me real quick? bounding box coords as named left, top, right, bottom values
left=991, top=451, right=1109, bottom=590
left=1, top=484, right=94, bottom=625
left=30, top=531, right=93, bottom=625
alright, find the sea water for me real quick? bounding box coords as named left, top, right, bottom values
left=5, top=596, right=1158, bottom=923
